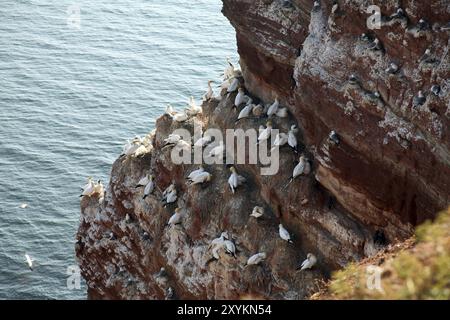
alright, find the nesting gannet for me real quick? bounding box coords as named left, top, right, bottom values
left=125, top=213, right=131, bottom=222
left=246, top=252, right=266, bottom=266
left=208, top=141, right=225, bottom=158
left=163, top=134, right=182, bottom=146
left=297, top=253, right=317, bottom=271
left=167, top=208, right=183, bottom=226
left=368, top=38, right=382, bottom=51
left=431, top=85, right=441, bottom=96
left=386, top=62, right=399, bottom=74
left=173, top=111, right=189, bottom=122
left=136, top=174, right=150, bottom=188
left=288, top=125, right=298, bottom=152
left=25, top=254, right=33, bottom=271
left=93, top=180, right=104, bottom=196
left=413, top=90, right=426, bottom=107
left=250, top=206, right=264, bottom=219
left=223, top=57, right=236, bottom=80
left=133, top=144, right=149, bottom=157
left=203, top=80, right=214, bottom=101
left=328, top=130, right=340, bottom=145
left=271, top=133, right=288, bottom=152
left=287, top=155, right=311, bottom=185
left=80, top=178, right=95, bottom=197
left=143, top=176, right=155, bottom=199
left=165, top=104, right=176, bottom=117
left=194, top=135, right=212, bottom=148
left=185, top=96, right=202, bottom=116
left=236, top=101, right=254, bottom=122
left=227, top=77, right=240, bottom=93
left=276, top=107, right=288, bottom=118
left=252, top=104, right=264, bottom=117
left=187, top=166, right=205, bottom=180
left=162, top=184, right=177, bottom=205
left=228, top=166, right=246, bottom=193
left=223, top=239, right=236, bottom=258
left=267, top=98, right=280, bottom=117
left=234, top=88, right=247, bottom=108
left=211, top=232, right=229, bottom=247
left=188, top=171, right=212, bottom=185
left=279, top=224, right=293, bottom=243
left=258, top=121, right=273, bottom=142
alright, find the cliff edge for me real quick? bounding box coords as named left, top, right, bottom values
left=76, top=0, right=450, bottom=299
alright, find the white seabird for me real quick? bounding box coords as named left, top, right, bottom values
left=173, top=111, right=189, bottom=122
left=279, top=224, right=293, bottom=243
left=162, top=184, right=177, bottom=205
left=25, top=254, right=33, bottom=271
left=250, top=206, right=264, bottom=219
left=228, top=166, right=246, bottom=193
left=187, top=166, right=205, bottom=180
left=185, top=96, right=202, bottom=116
left=19, top=203, right=28, bottom=209
left=165, top=104, right=176, bottom=117
left=143, top=176, right=155, bottom=199
left=297, top=253, right=317, bottom=271
left=271, top=132, right=288, bottom=152
left=194, top=135, right=212, bottom=148
left=168, top=208, right=183, bottom=226
left=227, top=77, right=240, bottom=93
left=93, top=180, right=104, bottom=196
left=136, top=174, right=150, bottom=188
left=80, top=177, right=95, bottom=197
left=236, top=99, right=254, bottom=122
left=288, top=125, right=298, bottom=151
left=203, top=80, right=214, bottom=101
left=234, top=88, right=247, bottom=108
left=188, top=171, right=212, bottom=185
left=223, top=239, right=236, bottom=258
left=267, top=98, right=280, bottom=117
left=246, top=252, right=266, bottom=266
left=258, top=121, right=273, bottom=142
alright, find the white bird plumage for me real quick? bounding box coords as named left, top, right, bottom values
left=288, top=125, right=298, bottom=150
left=227, top=77, right=240, bottom=93
left=246, top=252, right=266, bottom=266
left=250, top=206, right=264, bottom=218
left=228, top=166, right=246, bottom=193
left=188, top=171, right=212, bottom=185
left=234, top=88, right=247, bottom=107
left=185, top=96, right=202, bottom=116
left=187, top=166, right=205, bottom=180
left=298, top=253, right=317, bottom=271
left=271, top=133, right=288, bottom=151
left=25, top=254, right=33, bottom=271
left=258, top=121, right=273, bottom=142
left=168, top=208, right=183, bottom=226
left=143, top=176, right=155, bottom=199
left=237, top=100, right=254, bottom=121
left=267, top=98, right=279, bottom=117
left=208, top=141, right=225, bottom=158
left=194, top=135, right=212, bottom=148
left=279, top=224, right=293, bottom=243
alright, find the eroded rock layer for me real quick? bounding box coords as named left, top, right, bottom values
left=76, top=0, right=450, bottom=299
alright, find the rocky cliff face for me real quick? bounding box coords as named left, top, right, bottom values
left=76, top=0, right=450, bottom=299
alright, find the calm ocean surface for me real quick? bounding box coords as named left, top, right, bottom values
left=0, top=0, right=237, bottom=299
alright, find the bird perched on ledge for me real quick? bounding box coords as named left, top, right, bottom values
left=250, top=206, right=264, bottom=219
left=246, top=252, right=266, bottom=266
left=297, top=253, right=317, bottom=271
left=228, top=166, right=246, bottom=193
left=279, top=224, right=293, bottom=244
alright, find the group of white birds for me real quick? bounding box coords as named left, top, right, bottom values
left=73, top=59, right=317, bottom=274
left=80, top=177, right=104, bottom=198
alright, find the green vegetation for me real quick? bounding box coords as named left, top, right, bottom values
left=313, top=207, right=450, bottom=300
